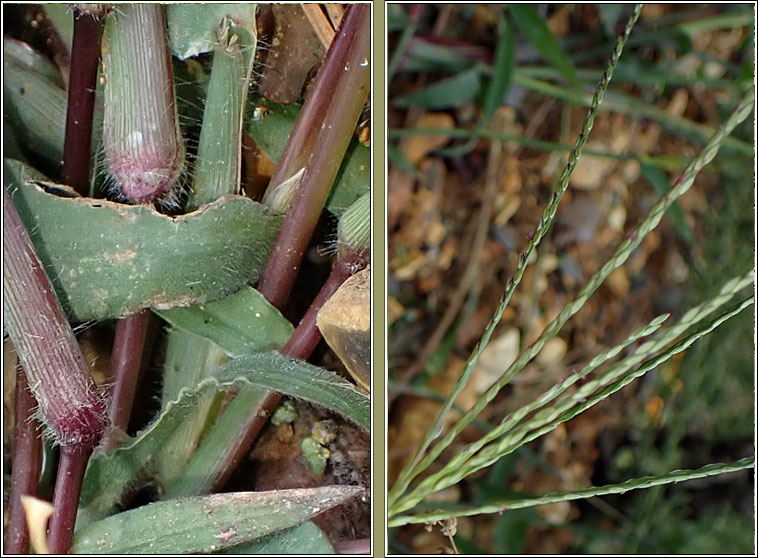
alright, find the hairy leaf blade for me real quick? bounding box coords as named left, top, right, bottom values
left=155, top=287, right=293, bottom=357
left=74, top=486, right=362, bottom=553
left=6, top=160, right=282, bottom=321
left=216, top=353, right=371, bottom=430
left=78, top=379, right=222, bottom=526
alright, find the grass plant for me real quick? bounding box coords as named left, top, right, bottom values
left=387, top=4, right=754, bottom=553
left=3, top=3, right=370, bottom=553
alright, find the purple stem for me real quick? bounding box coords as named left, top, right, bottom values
left=4, top=366, right=43, bottom=555
left=47, top=445, right=93, bottom=554
left=257, top=3, right=370, bottom=309
left=3, top=188, right=108, bottom=449
left=213, top=4, right=370, bottom=492
left=281, top=258, right=359, bottom=359
left=61, top=10, right=103, bottom=194
left=6, top=9, right=106, bottom=551
left=105, top=310, right=150, bottom=450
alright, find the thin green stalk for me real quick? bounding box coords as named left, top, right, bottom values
left=397, top=313, right=671, bottom=505
left=516, top=64, right=739, bottom=88
left=187, top=21, right=253, bottom=209
left=431, top=271, right=752, bottom=493
left=458, top=296, right=755, bottom=478
left=568, top=9, right=753, bottom=66
left=395, top=283, right=753, bottom=511
left=388, top=457, right=754, bottom=527
left=157, top=14, right=256, bottom=487
left=390, top=87, right=754, bottom=516
left=389, top=4, right=643, bottom=509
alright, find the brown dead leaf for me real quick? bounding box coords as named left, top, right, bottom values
left=21, top=496, right=53, bottom=555
left=388, top=296, right=405, bottom=328
left=242, top=134, right=276, bottom=201
left=667, top=88, right=690, bottom=117
left=317, top=266, right=371, bottom=392
left=388, top=164, right=416, bottom=229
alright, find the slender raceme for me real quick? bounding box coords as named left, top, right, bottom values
left=390, top=85, right=755, bottom=517
left=389, top=3, right=644, bottom=509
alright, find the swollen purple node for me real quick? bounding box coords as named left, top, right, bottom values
left=102, top=4, right=184, bottom=204
left=106, top=148, right=184, bottom=203
left=3, top=188, right=108, bottom=449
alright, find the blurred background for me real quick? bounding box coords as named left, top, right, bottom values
left=387, top=3, right=754, bottom=554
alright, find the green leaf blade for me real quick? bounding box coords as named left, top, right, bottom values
left=3, top=58, right=68, bottom=165
left=74, top=486, right=362, bottom=554
left=6, top=161, right=282, bottom=321
left=155, top=287, right=293, bottom=357
left=78, top=379, right=222, bottom=526
left=482, top=16, right=515, bottom=121
left=216, top=353, right=370, bottom=430
left=509, top=5, right=577, bottom=86
left=392, top=65, right=483, bottom=109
